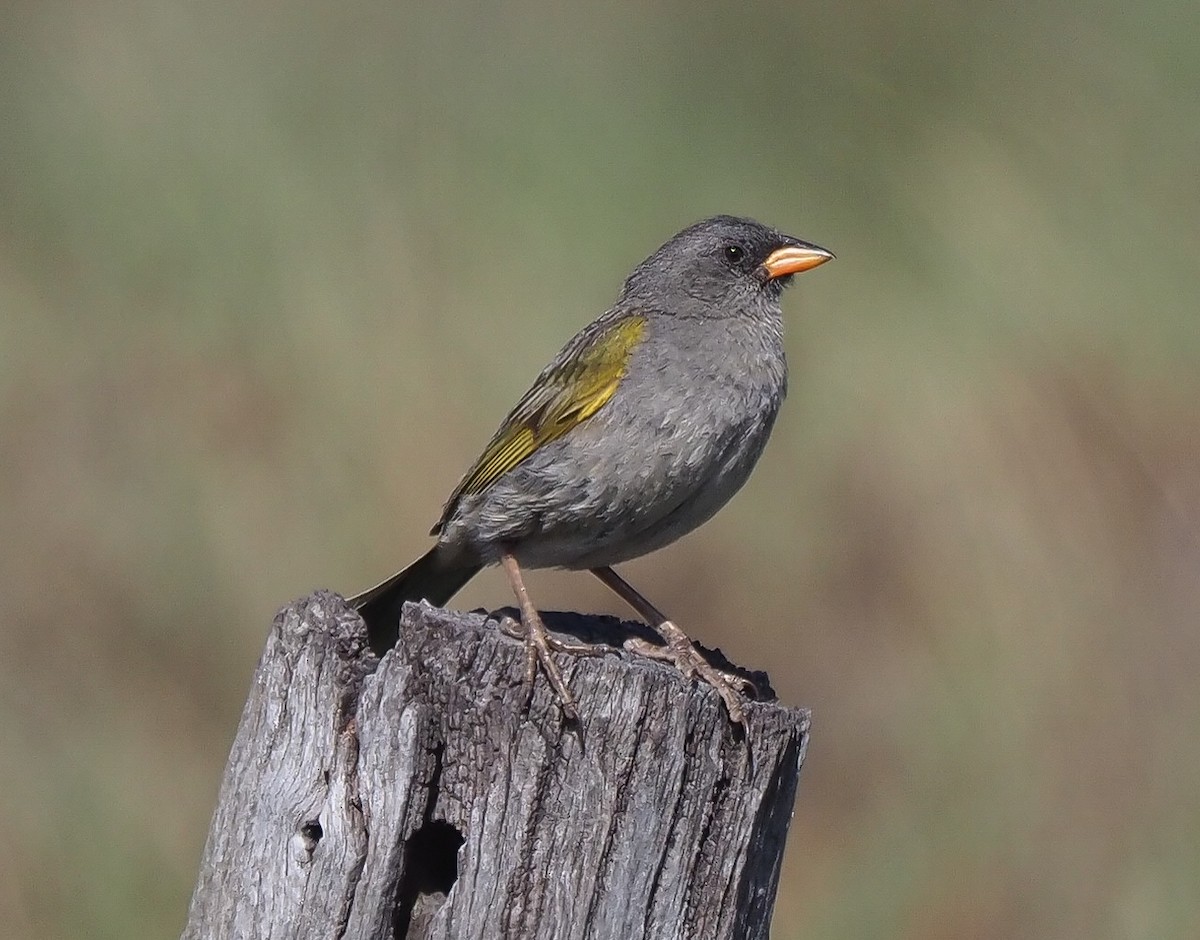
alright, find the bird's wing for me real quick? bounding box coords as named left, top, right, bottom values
left=432, top=311, right=648, bottom=534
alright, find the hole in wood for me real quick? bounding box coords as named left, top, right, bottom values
left=392, top=819, right=465, bottom=938
left=299, top=820, right=323, bottom=850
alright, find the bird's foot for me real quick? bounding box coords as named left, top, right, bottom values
left=625, top=622, right=757, bottom=727
left=499, top=614, right=607, bottom=720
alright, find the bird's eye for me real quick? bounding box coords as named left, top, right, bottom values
left=724, top=244, right=745, bottom=264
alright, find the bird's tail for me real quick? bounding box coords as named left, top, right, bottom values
left=348, top=547, right=482, bottom=654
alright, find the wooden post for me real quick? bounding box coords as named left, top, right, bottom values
left=182, top=590, right=810, bottom=940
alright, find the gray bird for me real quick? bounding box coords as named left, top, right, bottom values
left=351, top=215, right=833, bottom=723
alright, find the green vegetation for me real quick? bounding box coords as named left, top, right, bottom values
left=2, top=1, right=1198, bottom=936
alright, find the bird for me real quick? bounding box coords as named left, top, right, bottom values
left=350, top=215, right=833, bottom=724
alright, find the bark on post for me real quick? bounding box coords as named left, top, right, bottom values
left=182, top=590, right=810, bottom=940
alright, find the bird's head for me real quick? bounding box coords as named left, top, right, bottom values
left=620, top=215, right=833, bottom=315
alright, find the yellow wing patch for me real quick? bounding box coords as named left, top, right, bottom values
left=462, top=427, right=536, bottom=496
left=433, top=314, right=647, bottom=532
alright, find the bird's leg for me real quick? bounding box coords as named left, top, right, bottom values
left=499, top=551, right=605, bottom=720
left=590, top=566, right=756, bottom=726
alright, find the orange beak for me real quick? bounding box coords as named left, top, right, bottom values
left=761, top=242, right=835, bottom=279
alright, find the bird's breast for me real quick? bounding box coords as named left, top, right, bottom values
left=441, top=313, right=789, bottom=569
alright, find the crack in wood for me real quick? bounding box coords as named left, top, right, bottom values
left=182, top=593, right=809, bottom=940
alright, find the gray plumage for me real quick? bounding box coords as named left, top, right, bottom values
left=352, top=216, right=831, bottom=658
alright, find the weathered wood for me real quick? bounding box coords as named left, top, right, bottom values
left=182, top=590, right=810, bottom=940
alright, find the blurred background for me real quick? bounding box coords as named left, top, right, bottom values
left=3, top=0, right=1199, bottom=937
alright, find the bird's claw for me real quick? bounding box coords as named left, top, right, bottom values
left=624, top=627, right=754, bottom=727
left=499, top=615, right=606, bottom=720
